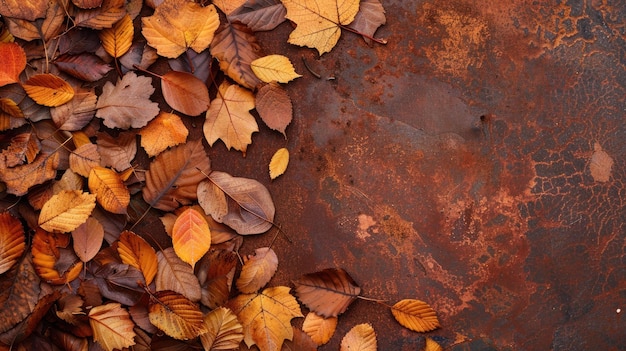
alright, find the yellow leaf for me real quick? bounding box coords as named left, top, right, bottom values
left=425, top=337, right=444, bottom=351
left=88, top=166, right=130, bottom=214
left=38, top=190, right=97, bottom=233
left=172, top=208, right=211, bottom=269
left=391, top=299, right=440, bottom=332
left=281, top=0, right=360, bottom=54
left=0, top=97, right=24, bottom=118
left=149, top=290, right=206, bottom=340
left=269, top=147, right=289, bottom=179
left=142, top=0, right=220, bottom=58
left=200, top=307, right=244, bottom=350
left=340, top=323, right=377, bottom=351
left=302, top=312, right=337, bottom=345
left=117, top=230, right=158, bottom=285
left=139, top=111, right=189, bottom=157
left=99, top=13, right=133, bottom=57
left=236, top=247, right=278, bottom=293
left=89, top=303, right=136, bottom=351
left=0, top=211, right=25, bottom=275
left=251, top=55, right=302, bottom=83
left=203, top=81, right=257, bottom=154
left=22, top=73, right=75, bottom=107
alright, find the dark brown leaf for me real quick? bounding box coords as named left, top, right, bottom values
left=229, top=0, right=287, bottom=32
left=293, top=268, right=361, bottom=317
left=0, top=131, right=40, bottom=167
left=55, top=54, right=114, bottom=82
left=91, top=262, right=146, bottom=306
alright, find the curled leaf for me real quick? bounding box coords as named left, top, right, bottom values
left=390, top=299, right=440, bottom=332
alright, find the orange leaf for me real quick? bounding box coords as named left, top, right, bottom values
left=71, top=217, right=104, bottom=262
left=69, top=143, right=101, bottom=178
left=0, top=42, right=26, bottom=87
left=196, top=249, right=237, bottom=309
left=340, top=323, right=377, bottom=351
left=0, top=150, right=59, bottom=196
left=38, top=190, right=97, bottom=233
left=148, top=290, right=206, bottom=340
left=1, top=132, right=40, bottom=167
left=22, top=74, right=74, bottom=107
left=117, top=230, right=158, bottom=285
left=0, top=212, right=25, bottom=275
left=0, top=0, right=48, bottom=21
left=73, top=0, right=103, bottom=9
left=269, top=147, right=289, bottom=179
left=99, top=14, right=133, bottom=58
left=88, top=166, right=130, bottom=214
left=236, top=247, right=278, bottom=293
left=156, top=247, right=202, bottom=302
left=390, top=299, right=441, bottom=332
left=89, top=303, right=136, bottom=351
left=0, top=97, right=25, bottom=119
left=172, top=208, right=211, bottom=269
left=292, top=268, right=361, bottom=317
left=75, top=0, right=126, bottom=29
left=302, top=312, right=337, bottom=345
left=199, top=307, right=244, bottom=350
left=161, top=71, right=210, bottom=116
left=4, top=0, right=66, bottom=42
left=31, top=228, right=83, bottom=284
left=139, top=111, right=188, bottom=157
left=425, top=337, right=444, bottom=351
left=213, top=0, right=246, bottom=15
left=256, top=82, right=293, bottom=136
left=210, top=23, right=262, bottom=89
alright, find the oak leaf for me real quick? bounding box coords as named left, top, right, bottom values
left=71, top=217, right=104, bottom=262
left=203, top=81, right=257, bottom=154
left=38, top=190, right=97, bottom=233
left=0, top=212, right=25, bottom=274
left=99, top=13, right=134, bottom=58
left=210, top=23, right=262, bottom=89
left=302, top=312, right=337, bottom=345
left=117, top=230, right=158, bottom=285
left=196, top=249, right=237, bottom=309
left=0, top=150, right=59, bottom=196
left=236, top=247, right=278, bottom=293
left=292, top=268, right=360, bottom=317
left=255, top=82, right=293, bottom=136
left=0, top=256, right=40, bottom=334
left=281, top=0, right=360, bottom=54
left=54, top=54, right=114, bottom=82
left=172, top=207, right=211, bottom=269
left=88, top=166, right=130, bottom=214
left=340, top=323, right=377, bottom=351
left=0, top=42, right=26, bottom=87
left=156, top=247, right=202, bottom=302
left=31, top=229, right=83, bottom=284
left=251, top=55, right=301, bottom=83
left=50, top=87, right=97, bottom=131
left=22, top=74, right=75, bottom=107
left=348, top=0, right=386, bottom=45
left=229, top=0, right=287, bottom=32
left=199, top=307, right=244, bottom=350
left=89, top=303, right=137, bottom=351
left=148, top=290, right=206, bottom=340
left=0, top=0, right=48, bottom=21
left=269, top=147, right=289, bottom=179
left=95, top=71, right=160, bottom=129
left=141, top=0, right=220, bottom=58
left=161, top=71, right=210, bottom=116
left=75, top=0, right=127, bottom=29
left=228, top=286, right=303, bottom=351
left=390, top=299, right=440, bottom=332
left=96, top=131, right=137, bottom=171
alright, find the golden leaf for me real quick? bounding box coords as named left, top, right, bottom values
left=22, top=74, right=74, bottom=107
left=156, top=247, right=202, bottom=302
left=236, top=247, right=278, bottom=293
left=161, top=71, right=210, bottom=116
left=213, top=0, right=246, bottom=15
left=99, top=13, right=133, bottom=58
left=0, top=42, right=26, bottom=87
left=71, top=217, right=104, bottom=262
left=251, top=55, right=302, bottom=83
left=390, top=299, right=440, bottom=332
left=172, top=207, right=211, bottom=269
left=89, top=303, right=136, bottom=351
left=139, top=111, right=188, bottom=157
left=0, top=97, right=25, bottom=118
left=141, top=0, right=220, bottom=58
left=425, top=337, right=443, bottom=351
left=281, top=0, right=360, bottom=54
left=38, top=190, right=97, bottom=233
left=340, top=323, right=377, bottom=351
left=292, top=268, right=361, bottom=317
left=199, top=307, right=244, bottom=350
left=0, top=211, right=25, bottom=275
left=148, top=290, right=206, bottom=340
left=269, top=147, right=289, bottom=179
left=88, top=166, right=130, bottom=214
left=31, top=228, right=83, bottom=284
left=302, top=312, right=337, bottom=345
left=117, top=230, right=158, bottom=285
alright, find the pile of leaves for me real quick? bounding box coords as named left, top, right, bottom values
left=0, top=0, right=444, bottom=349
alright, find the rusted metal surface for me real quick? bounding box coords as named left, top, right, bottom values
left=212, top=1, right=625, bottom=349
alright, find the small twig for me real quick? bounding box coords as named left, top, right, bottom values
left=301, top=56, right=321, bottom=79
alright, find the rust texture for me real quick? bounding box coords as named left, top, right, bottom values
left=210, top=0, right=625, bottom=349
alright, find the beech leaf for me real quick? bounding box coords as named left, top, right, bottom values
left=210, top=23, right=262, bottom=89
left=269, top=147, right=289, bottom=179
left=172, top=207, right=211, bottom=269
left=71, top=217, right=104, bottom=262
left=140, top=112, right=189, bottom=157
left=161, top=71, right=210, bottom=116
left=88, top=166, right=130, bottom=214
left=38, top=190, right=97, bottom=233
left=199, top=307, right=244, bottom=350
left=148, top=290, right=206, bottom=340
left=54, top=54, right=114, bottom=82
left=292, top=268, right=361, bottom=317
left=117, top=230, right=158, bottom=285
left=251, top=55, right=301, bottom=83
left=340, top=323, right=377, bottom=351
left=96, top=131, right=137, bottom=171
left=390, top=299, right=441, bottom=332
left=0, top=42, right=26, bottom=87
left=0, top=212, right=25, bottom=275
left=229, top=0, right=287, bottom=32
left=89, top=303, right=137, bottom=351
left=0, top=255, right=41, bottom=334
left=236, top=247, right=278, bottom=293
left=302, top=312, right=337, bottom=345
left=256, top=82, right=293, bottom=136
left=156, top=247, right=202, bottom=302
left=99, top=13, right=134, bottom=58
left=22, top=74, right=75, bottom=107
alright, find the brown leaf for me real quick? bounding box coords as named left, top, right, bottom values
left=196, top=249, right=237, bottom=309
left=292, top=268, right=361, bottom=317
left=139, top=111, right=188, bottom=157
left=0, top=290, right=61, bottom=345
left=89, top=303, right=137, bottom=351
left=0, top=42, right=26, bottom=87
left=0, top=212, right=25, bottom=275
left=95, top=71, right=160, bottom=129
left=69, top=142, right=101, bottom=178
left=55, top=294, right=85, bottom=325
left=148, top=290, right=206, bottom=340
left=51, top=87, right=97, bottom=131
left=55, top=54, right=114, bottom=82
left=91, top=261, right=146, bottom=306
left=210, top=23, right=262, bottom=89
left=236, top=247, right=278, bottom=293
left=302, top=312, right=337, bottom=345
left=228, top=0, right=287, bottom=32
left=0, top=0, right=48, bottom=21
left=119, top=39, right=159, bottom=71
left=48, top=329, right=89, bottom=351
left=4, top=0, right=65, bottom=41
left=161, top=71, right=210, bottom=116
left=0, top=255, right=40, bottom=333
left=99, top=13, right=134, bottom=58
left=38, top=190, right=97, bottom=233
left=142, top=140, right=211, bottom=211
left=88, top=166, right=130, bottom=214
left=71, top=217, right=104, bottom=262
left=31, top=229, right=83, bottom=284
left=0, top=145, right=59, bottom=196
left=117, top=230, right=158, bottom=285
left=390, top=299, right=440, bottom=332
left=75, top=0, right=127, bottom=29
left=340, top=323, right=377, bottom=351
left=348, top=0, right=386, bottom=45
left=168, top=49, right=212, bottom=83
left=213, top=0, right=247, bottom=15
left=96, top=131, right=137, bottom=171
left=156, top=247, right=202, bottom=302
left=199, top=307, right=244, bottom=350
left=281, top=327, right=318, bottom=351
left=0, top=131, right=40, bottom=167
left=256, top=82, right=292, bottom=136
left=22, top=74, right=74, bottom=107
left=73, top=0, right=103, bottom=9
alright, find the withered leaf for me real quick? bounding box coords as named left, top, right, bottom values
left=256, top=82, right=292, bottom=136
left=75, top=0, right=127, bottom=29
left=282, top=327, right=318, bottom=351
left=55, top=294, right=85, bottom=325
left=229, top=0, right=287, bottom=32
left=161, top=71, right=210, bottom=116
left=148, top=290, right=206, bottom=340
left=210, top=23, right=262, bottom=89
left=88, top=166, right=130, bottom=214
left=73, top=0, right=104, bottom=9
left=140, top=111, right=188, bottom=157
left=38, top=190, right=97, bottom=233
left=92, top=262, right=146, bottom=306
left=99, top=13, right=133, bottom=58
left=0, top=212, right=25, bottom=275
left=236, top=247, right=278, bottom=293
left=156, top=247, right=202, bottom=302
left=0, top=150, right=59, bottom=196
left=302, top=312, right=337, bottom=345
left=71, top=217, right=104, bottom=262
left=117, top=230, right=158, bottom=285
left=348, top=0, right=386, bottom=45
left=48, top=329, right=89, bottom=351
left=0, top=290, right=61, bottom=346
left=4, top=0, right=65, bottom=41
left=69, top=142, right=101, bottom=178
left=0, top=42, right=26, bottom=87
left=293, top=268, right=361, bottom=317
left=55, top=54, right=114, bottom=82
left=96, top=130, right=137, bottom=171
left=196, top=249, right=237, bottom=309
left=0, top=255, right=40, bottom=334
left=390, top=299, right=440, bottom=332
left=119, top=39, right=159, bottom=71
left=89, top=303, right=137, bottom=351
left=0, top=96, right=25, bottom=119
left=22, top=74, right=75, bottom=107
left=199, top=307, right=244, bottom=350
left=50, top=87, right=97, bottom=131
left=340, top=323, right=377, bottom=351
left=0, top=131, right=40, bottom=167
left=0, top=0, right=48, bottom=21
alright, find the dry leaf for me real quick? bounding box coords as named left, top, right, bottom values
left=99, top=13, right=134, bottom=58
left=269, top=147, right=289, bottom=179
left=156, top=247, right=202, bottom=302
left=0, top=150, right=59, bottom=196
left=88, top=166, right=130, bottom=214
left=251, top=55, right=301, bottom=83
left=213, top=0, right=247, bottom=15
left=203, top=81, right=257, bottom=154
left=0, top=131, right=39, bottom=167
left=69, top=142, right=101, bottom=178
left=0, top=212, right=25, bottom=275
left=0, top=42, right=26, bottom=87
left=0, top=255, right=41, bottom=334
left=54, top=53, right=114, bottom=82
left=302, top=312, right=337, bottom=345
left=95, top=71, right=160, bottom=129
left=119, top=39, right=159, bottom=71
left=117, top=230, right=158, bottom=285
left=340, top=323, right=377, bottom=351
left=196, top=249, right=237, bottom=309
left=91, top=261, right=146, bottom=306
left=38, top=190, right=97, bottom=233
left=255, top=82, right=292, bottom=136
left=210, top=23, right=262, bottom=89
left=71, top=217, right=104, bottom=262
left=425, top=337, right=443, bottom=351
left=0, top=0, right=48, bottom=21
left=96, top=131, right=137, bottom=171
left=31, top=229, right=83, bottom=284
left=89, top=303, right=136, bottom=351
left=55, top=294, right=85, bottom=325
left=228, top=0, right=287, bottom=32
left=161, top=71, right=210, bottom=116
left=148, top=290, right=206, bottom=340
left=292, top=268, right=360, bottom=317
left=5, top=0, right=65, bottom=42
left=236, top=247, right=278, bottom=293
left=168, top=49, right=212, bottom=82
left=75, top=0, right=127, bottom=29
left=73, top=0, right=104, bottom=9
left=281, top=0, right=360, bottom=54
left=141, top=0, right=220, bottom=58
left=50, top=87, right=97, bottom=131
left=22, top=74, right=75, bottom=107
left=200, top=307, right=244, bottom=350
left=172, top=207, right=211, bottom=269
left=348, top=0, right=386, bottom=45
left=0, top=97, right=25, bottom=119
left=281, top=327, right=318, bottom=351
left=390, top=299, right=440, bottom=332
left=228, top=286, right=303, bottom=351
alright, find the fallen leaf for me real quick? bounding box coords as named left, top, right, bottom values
left=71, top=217, right=104, bottom=262
left=0, top=150, right=58, bottom=196
left=54, top=54, right=114, bottom=82
left=302, top=312, right=337, bottom=345
left=75, top=0, right=127, bottom=29
left=425, top=337, right=443, bottom=351
left=228, top=286, right=303, bottom=351
left=204, top=81, right=257, bottom=154
left=0, top=212, right=25, bottom=275
left=50, top=87, right=98, bottom=131
left=348, top=0, right=386, bottom=45
left=269, top=147, right=289, bottom=179
left=281, top=327, right=318, bottom=351
left=38, top=190, right=97, bottom=233
left=0, top=255, right=40, bottom=333
left=89, top=303, right=137, bottom=351
left=148, top=290, right=206, bottom=340
left=95, top=71, right=160, bottom=129
left=255, top=82, right=293, bottom=136
left=390, top=299, right=440, bottom=332
left=91, top=261, right=146, bottom=306
left=251, top=55, right=301, bottom=83
left=0, top=291, right=60, bottom=346
left=88, top=166, right=130, bottom=214
left=156, top=247, right=202, bottom=302
left=161, top=71, right=210, bottom=116
left=340, top=323, right=377, bottom=351
left=213, top=0, right=247, bottom=15
left=199, top=307, right=244, bottom=350
left=141, top=0, right=220, bottom=58
left=4, top=0, right=64, bottom=41
left=168, top=49, right=212, bottom=82
left=0, top=131, right=39, bottom=167
left=99, top=13, right=134, bottom=58
left=0, top=0, right=48, bottom=21
left=119, top=39, right=159, bottom=71
left=73, top=0, right=103, bottom=9
left=69, top=142, right=101, bottom=178
left=51, top=169, right=84, bottom=195
left=96, top=130, right=137, bottom=171
left=210, top=23, right=262, bottom=89
left=0, top=42, right=26, bottom=87
left=117, top=230, right=158, bottom=285
left=172, top=207, right=211, bottom=269
left=236, top=247, right=278, bottom=293
left=281, top=0, right=360, bottom=54
left=292, top=268, right=361, bottom=317
left=22, top=74, right=75, bottom=107
left=196, top=249, right=237, bottom=309
left=229, top=0, right=287, bottom=32
left=0, top=97, right=25, bottom=119
left=31, top=229, right=83, bottom=284
left=48, top=329, right=89, bottom=351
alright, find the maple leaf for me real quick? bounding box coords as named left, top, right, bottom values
left=95, top=71, right=160, bottom=129
left=203, top=81, right=257, bottom=154
left=89, top=303, right=137, bottom=351
left=0, top=42, right=26, bottom=87
left=281, top=0, right=361, bottom=54
left=229, top=0, right=287, bottom=32
left=210, top=23, right=263, bottom=89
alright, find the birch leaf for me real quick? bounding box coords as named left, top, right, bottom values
left=269, top=147, right=289, bottom=179
left=390, top=299, right=440, bottom=332
left=251, top=55, right=301, bottom=83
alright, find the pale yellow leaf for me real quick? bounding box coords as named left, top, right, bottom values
left=38, top=190, right=97, bottom=233
left=269, top=147, right=289, bottom=179
left=251, top=55, right=301, bottom=83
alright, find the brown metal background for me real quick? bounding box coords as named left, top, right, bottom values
left=208, top=1, right=625, bottom=350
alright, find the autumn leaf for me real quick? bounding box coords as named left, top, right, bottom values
left=75, top=0, right=127, bottom=29
left=99, top=13, right=134, bottom=58
left=55, top=294, right=85, bottom=325
left=38, top=190, right=97, bottom=233
left=50, top=87, right=97, bottom=131
left=302, top=312, right=337, bottom=345
left=203, top=81, right=257, bottom=154
left=73, top=0, right=103, bottom=9
left=71, top=217, right=104, bottom=262
left=269, top=147, right=289, bottom=179
left=256, top=82, right=293, bottom=136
left=0, top=132, right=38, bottom=167
left=0, top=255, right=41, bottom=334
left=89, top=303, right=136, bottom=351
left=172, top=207, right=211, bottom=269
left=91, top=262, right=146, bottom=306
left=390, top=299, right=440, bottom=332
left=199, top=307, right=244, bottom=350
left=196, top=249, right=237, bottom=309
left=69, top=142, right=101, bottom=178
left=251, top=55, right=301, bottom=83
left=117, top=230, right=158, bottom=285
left=229, top=0, right=287, bottom=32
left=348, top=0, right=386, bottom=45
left=88, top=166, right=130, bottom=214
left=210, top=23, right=262, bottom=89
left=156, top=247, right=202, bottom=302
left=0, top=42, right=26, bottom=87
left=228, top=286, right=303, bottom=351
left=96, top=130, right=137, bottom=171
left=54, top=54, right=114, bottom=82
left=425, top=337, right=443, bottom=351
left=22, top=74, right=75, bottom=107
left=142, top=0, right=220, bottom=58
left=292, top=268, right=361, bottom=317
left=213, top=0, right=247, bottom=15
left=236, top=247, right=278, bottom=293
left=282, top=327, right=318, bottom=351
left=0, top=97, right=25, bottom=119
left=281, top=0, right=360, bottom=54
left=31, top=229, right=83, bottom=284
left=0, top=150, right=59, bottom=196
left=95, top=71, right=160, bottom=129
left=0, top=212, right=25, bottom=275
left=0, top=0, right=48, bottom=21
left=161, top=71, right=210, bottom=116
left=340, top=323, right=377, bottom=351
left=148, top=290, right=206, bottom=340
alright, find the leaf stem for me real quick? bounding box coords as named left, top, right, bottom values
left=356, top=295, right=388, bottom=305
left=133, top=65, right=163, bottom=79
left=339, top=24, right=388, bottom=45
